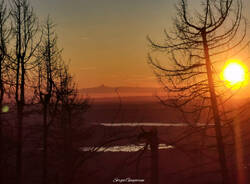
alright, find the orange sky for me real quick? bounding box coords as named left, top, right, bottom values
left=33, top=0, right=250, bottom=89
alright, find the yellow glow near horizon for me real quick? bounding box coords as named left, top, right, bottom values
left=221, top=59, right=248, bottom=90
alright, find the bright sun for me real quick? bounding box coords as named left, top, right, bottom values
left=221, top=59, right=248, bottom=89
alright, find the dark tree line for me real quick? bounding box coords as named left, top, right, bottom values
left=0, top=1, right=91, bottom=184
left=0, top=2, right=158, bottom=184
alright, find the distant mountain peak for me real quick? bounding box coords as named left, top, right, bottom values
left=97, top=84, right=112, bottom=89
left=99, top=84, right=106, bottom=88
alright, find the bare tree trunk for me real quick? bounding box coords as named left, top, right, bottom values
left=16, top=5, right=22, bottom=182
left=0, top=57, right=3, bottom=184
left=21, top=60, right=25, bottom=105
left=16, top=103, right=23, bottom=184
left=43, top=103, right=48, bottom=184
left=16, top=42, right=25, bottom=184
left=201, top=31, right=229, bottom=184
left=39, top=16, right=60, bottom=184
left=10, top=0, right=40, bottom=182
left=63, top=111, right=69, bottom=184
left=0, top=104, right=2, bottom=184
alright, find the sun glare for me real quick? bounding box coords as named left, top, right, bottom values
left=221, top=59, right=248, bottom=89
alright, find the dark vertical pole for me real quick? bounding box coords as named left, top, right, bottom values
left=150, top=128, right=159, bottom=184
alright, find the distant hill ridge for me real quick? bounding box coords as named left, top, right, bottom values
left=80, top=85, right=161, bottom=96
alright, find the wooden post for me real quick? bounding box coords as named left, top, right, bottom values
left=149, top=128, right=159, bottom=184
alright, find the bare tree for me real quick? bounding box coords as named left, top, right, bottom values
left=49, top=65, right=89, bottom=184
left=10, top=0, right=41, bottom=183
left=148, top=0, right=248, bottom=183
left=36, top=15, right=62, bottom=184
left=0, top=0, right=10, bottom=183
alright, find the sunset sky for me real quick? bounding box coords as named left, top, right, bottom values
left=33, top=0, right=250, bottom=89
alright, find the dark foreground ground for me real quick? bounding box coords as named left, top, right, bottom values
left=79, top=96, right=250, bottom=184
left=2, top=96, right=250, bottom=184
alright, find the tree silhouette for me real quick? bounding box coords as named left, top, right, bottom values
left=0, top=0, right=10, bottom=183
left=36, top=15, right=63, bottom=184
left=10, top=0, right=41, bottom=183
left=148, top=0, right=248, bottom=183
left=0, top=1, right=101, bottom=183
left=50, top=65, right=89, bottom=184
